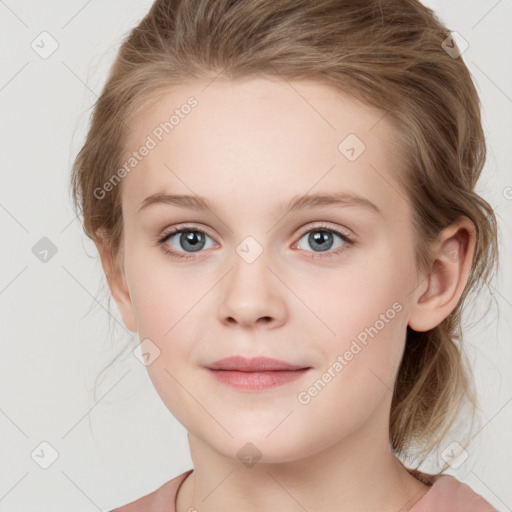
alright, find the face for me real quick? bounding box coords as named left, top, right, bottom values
left=113, top=78, right=422, bottom=463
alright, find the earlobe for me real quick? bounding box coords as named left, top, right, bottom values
left=96, top=233, right=138, bottom=333
left=408, top=218, right=476, bottom=333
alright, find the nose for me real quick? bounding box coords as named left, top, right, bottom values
left=217, top=250, right=287, bottom=330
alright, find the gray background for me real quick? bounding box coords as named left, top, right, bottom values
left=1, top=1, right=511, bottom=510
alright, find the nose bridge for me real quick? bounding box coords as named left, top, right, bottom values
left=217, top=235, right=286, bottom=327
left=228, top=235, right=272, bottom=301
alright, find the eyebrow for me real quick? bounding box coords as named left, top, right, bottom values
left=137, top=191, right=382, bottom=216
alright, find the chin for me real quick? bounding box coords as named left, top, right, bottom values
left=207, top=425, right=313, bottom=465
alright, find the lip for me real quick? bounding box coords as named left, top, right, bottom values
left=206, top=356, right=309, bottom=372
left=205, top=356, right=311, bottom=392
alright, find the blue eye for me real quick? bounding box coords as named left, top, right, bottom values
left=157, top=224, right=354, bottom=261
left=295, top=226, right=353, bottom=258
left=158, top=227, right=215, bottom=259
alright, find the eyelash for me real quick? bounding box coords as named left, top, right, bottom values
left=156, top=223, right=355, bottom=261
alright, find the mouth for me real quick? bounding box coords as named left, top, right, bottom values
left=205, top=356, right=311, bottom=391
left=206, top=355, right=310, bottom=372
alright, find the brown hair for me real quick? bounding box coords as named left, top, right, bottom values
left=70, top=0, right=499, bottom=467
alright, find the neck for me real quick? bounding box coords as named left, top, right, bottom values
left=176, top=403, right=430, bottom=512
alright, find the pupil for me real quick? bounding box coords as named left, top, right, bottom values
left=181, top=231, right=204, bottom=252
left=310, top=231, right=333, bottom=251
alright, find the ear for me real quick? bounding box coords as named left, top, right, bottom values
left=96, top=231, right=138, bottom=333
left=408, top=217, right=476, bottom=332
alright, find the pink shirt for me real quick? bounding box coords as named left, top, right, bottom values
left=406, top=468, right=497, bottom=512
left=110, top=468, right=497, bottom=511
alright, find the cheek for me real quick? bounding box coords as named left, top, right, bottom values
left=298, top=257, right=407, bottom=335
left=301, top=250, right=412, bottom=382
left=290, top=270, right=410, bottom=445
left=125, top=246, right=203, bottom=337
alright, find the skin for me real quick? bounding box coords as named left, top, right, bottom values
left=97, top=77, right=476, bottom=512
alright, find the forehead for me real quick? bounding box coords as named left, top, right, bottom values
left=120, top=78, right=408, bottom=219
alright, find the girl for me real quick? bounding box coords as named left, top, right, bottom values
left=70, top=0, right=499, bottom=510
